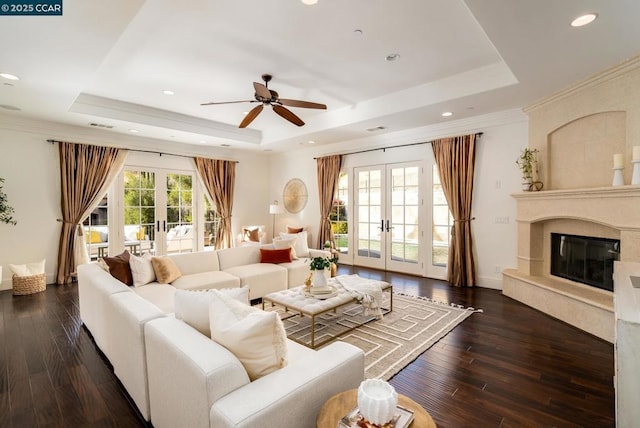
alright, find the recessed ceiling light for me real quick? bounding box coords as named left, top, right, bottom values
left=129, top=129, right=139, bottom=133
left=301, top=0, right=317, bottom=4
left=441, top=111, right=453, bottom=117
left=308, top=140, right=316, bottom=144
left=243, top=111, right=249, bottom=115
left=199, top=140, right=206, bottom=144
left=162, top=90, right=175, bottom=95
left=0, top=73, right=19, bottom=81
left=385, top=53, right=400, bottom=62
left=571, top=13, right=597, bottom=27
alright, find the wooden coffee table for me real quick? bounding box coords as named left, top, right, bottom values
left=316, top=389, right=436, bottom=428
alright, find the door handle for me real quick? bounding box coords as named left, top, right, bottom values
left=386, top=219, right=394, bottom=232
left=162, top=220, right=166, bottom=232
left=378, top=220, right=384, bottom=231
left=156, top=220, right=160, bottom=232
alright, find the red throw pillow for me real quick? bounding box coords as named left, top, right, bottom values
left=260, top=248, right=292, bottom=264
left=103, top=250, right=133, bottom=285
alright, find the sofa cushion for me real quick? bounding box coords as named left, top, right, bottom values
left=259, top=248, right=292, bottom=264
left=129, top=253, right=156, bottom=287
left=151, top=256, right=182, bottom=284
left=209, top=290, right=287, bottom=380
left=280, top=230, right=310, bottom=258
left=217, top=246, right=261, bottom=270
left=133, top=283, right=177, bottom=314
left=223, top=263, right=287, bottom=299
left=104, top=250, right=133, bottom=285
left=174, top=286, right=249, bottom=336
left=278, top=258, right=313, bottom=287
left=168, top=251, right=220, bottom=275
left=272, top=237, right=298, bottom=259
left=171, top=271, right=240, bottom=291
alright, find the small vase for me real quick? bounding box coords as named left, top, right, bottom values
left=357, top=379, right=398, bottom=425
left=522, top=177, right=532, bottom=191
left=311, top=269, right=328, bottom=288
left=330, top=262, right=337, bottom=277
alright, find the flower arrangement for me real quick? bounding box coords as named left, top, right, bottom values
left=0, top=178, right=16, bottom=225
left=309, top=256, right=331, bottom=271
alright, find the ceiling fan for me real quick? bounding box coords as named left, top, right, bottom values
left=201, top=74, right=327, bottom=128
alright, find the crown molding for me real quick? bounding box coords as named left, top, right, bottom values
left=524, top=54, right=640, bottom=113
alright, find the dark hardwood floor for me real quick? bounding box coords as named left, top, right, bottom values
left=0, top=265, right=615, bottom=427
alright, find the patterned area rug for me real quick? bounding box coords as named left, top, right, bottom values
left=263, top=293, right=480, bottom=380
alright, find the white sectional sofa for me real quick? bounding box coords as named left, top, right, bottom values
left=77, top=245, right=362, bottom=427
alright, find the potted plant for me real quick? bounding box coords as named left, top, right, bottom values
left=516, top=148, right=539, bottom=191
left=0, top=177, right=16, bottom=284
left=0, top=178, right=16, bottom=226
left=309, top=256, right=331, bottom=288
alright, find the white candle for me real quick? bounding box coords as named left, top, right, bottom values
left=614, top=153, right=624, bottom=168
left=634, top=146, right=640, bottom=161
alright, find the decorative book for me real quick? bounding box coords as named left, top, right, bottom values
left=339, top=405, right=414, bottom=428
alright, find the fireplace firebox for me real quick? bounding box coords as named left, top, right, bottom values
left=550, top=233, right=619, bottom=292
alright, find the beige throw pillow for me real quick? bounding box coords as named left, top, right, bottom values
left=279, top=230, right=310, bottom=258
left=9, top=259, right=46, bottom=276
left=150, top=256, right=182, bottom=284
left=209, top=290, right=287, bottom=380
left=272, top=237, right=298, bottom=259
left=174, top=286, right=250, bottom=336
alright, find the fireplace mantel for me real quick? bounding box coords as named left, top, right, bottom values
left=512, top=185, right=640, bottom=232
left=504, top=185, right=640, bottom=342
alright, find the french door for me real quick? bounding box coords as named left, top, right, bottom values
left=123, top=169, right=195, bottom=256
left=354, top=162, right=423, bottom=275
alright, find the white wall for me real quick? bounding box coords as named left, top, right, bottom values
left=269, top=109, right=528, bottom=289
left=0, top=115, right=270, bottom=290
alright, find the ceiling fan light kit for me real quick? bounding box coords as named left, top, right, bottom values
left=201, top=74, right=326, bottom=128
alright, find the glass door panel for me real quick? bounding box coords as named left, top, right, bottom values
left=354, top=163, right=423, bottom=275
left=166, top=173, right=194, bottom=254
left=124, top=170, right=156, bottom=256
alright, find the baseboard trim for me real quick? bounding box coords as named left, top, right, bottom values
left=476, top=275, right=503, bottom=290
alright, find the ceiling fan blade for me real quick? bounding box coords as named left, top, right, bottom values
left=273, top=105, right=305, bottom=127
left=253, top=82, right=272, bottom=100
left=239, top=104, right=263, bottom=128
left=201, top=100, right=254, bottom=106
left=278, top=99, right=327, bottom=110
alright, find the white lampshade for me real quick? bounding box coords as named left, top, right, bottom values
left=269, top=201, right=285, bottom=215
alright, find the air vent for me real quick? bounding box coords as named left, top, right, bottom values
left=89, top=122, right=114, bottom=129
left=366, top=126, right=386, bottom=132
left=0, top=104, right=21, bottom=111
left=221, top=143, right=231, bottom=147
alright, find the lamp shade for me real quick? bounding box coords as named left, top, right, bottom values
left=269, top=202, right=285, bottom=215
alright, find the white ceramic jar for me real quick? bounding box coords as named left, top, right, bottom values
left=357, top=379, right=398, bottom=425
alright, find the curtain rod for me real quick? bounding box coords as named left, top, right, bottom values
left=46, top=139, right=239, bottom=163
left=313, top=132, right=483, bottom=159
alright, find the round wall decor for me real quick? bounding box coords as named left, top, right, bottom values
left=283, top=178, right=308, bottom=213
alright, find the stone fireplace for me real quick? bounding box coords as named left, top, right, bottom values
left=502, top=55, right=640, bottom=343
left=503, top=186, right=640, bottom=342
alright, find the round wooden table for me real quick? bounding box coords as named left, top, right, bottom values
left=317, top=389, right=437, bottom=427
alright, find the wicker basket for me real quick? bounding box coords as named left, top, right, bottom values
left=12, top=273, right=46, bottom=296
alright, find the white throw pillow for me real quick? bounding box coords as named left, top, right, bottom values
left=209, top=290, right=287, bottom=380
left=9, top=259, right=45, bottom=277
left=174, top=286, right=250, bottom=336
left=272, top=237, right=298, bottom=259
left=129, top=253, right=156, bottom=286
left=279, top=230, right=310, bottom=258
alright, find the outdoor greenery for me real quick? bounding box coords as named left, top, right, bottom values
left=0, top=178, right=16, bottom=225
left=309, top=256, right=332, bottom=271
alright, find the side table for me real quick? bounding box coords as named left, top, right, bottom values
left=316, top=389, right=437, bottom=427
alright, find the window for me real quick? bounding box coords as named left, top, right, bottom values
left=83, top=194, right=109, bottom=260
left=432, top=166, right=453, bottom=266
left=203, top=195, right=220, bottom=250
left=330, top=172, right=348, bottom=253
